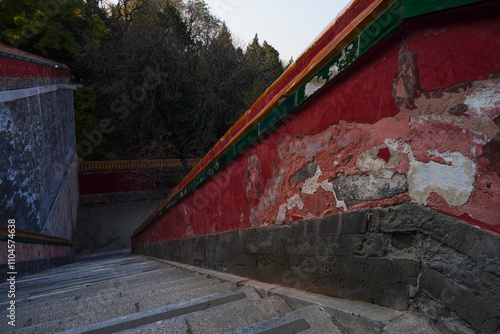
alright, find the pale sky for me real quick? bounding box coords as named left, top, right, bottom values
left=203, top=0, right=353, bottom=62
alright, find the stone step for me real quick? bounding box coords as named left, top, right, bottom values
left=0, top=259, right=162, bottom=300
left=16, top=278, right=236, bottom=330
left=125, top=294, right=294, bottom=334
left=226, top=304, right=344, bottom=334
left=162, top=259, right=442, bottom=334
left=0, top=254, right=145, bottom=289
left=182, top=292, right=293, bottom=334
left=14, top=267, right=202, bottom=312
left=16, top=274, right=230, bottom=326
left=55, top=287, right=262, bottom=334
left=5, top=253, right=444, bottom=334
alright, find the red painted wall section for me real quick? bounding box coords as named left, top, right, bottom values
left=0, top=45, right=69, bottom=78
left=0, top=241, right=72, bottom=263
left=0, top=56, right=69, bottom=78
left=78, top=171, right=180, bottom=195
left=132, top=5, right=500, bottom=248
left=169, top=0, right=379, bottom=194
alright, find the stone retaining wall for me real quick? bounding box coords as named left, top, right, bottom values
left=135, top=204, right=500, bottom=333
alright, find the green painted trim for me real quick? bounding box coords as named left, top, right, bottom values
left=359, top=0, right=403, bottom=56
left=401, top=0, right=482, bottom=19
left=0, top=235, right=72, bottom=246
left=132, top=0, right=488, bottom=237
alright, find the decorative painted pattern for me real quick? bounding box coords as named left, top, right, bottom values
left=78, top=159, right=199, bottom=172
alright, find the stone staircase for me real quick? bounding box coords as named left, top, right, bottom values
left=0, top=252, right=439, bottom=333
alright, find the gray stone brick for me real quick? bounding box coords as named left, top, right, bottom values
left=419, top=266, right=500, bottom=329
left=391, top=257, right=420, bottom=286
left=272, top=226, right=291, bottom=240
left=291, top=220, right=307, bottom=238
left=232, top=254, right=257, bottom=267
left=318, top=214, right=341, bottom=236
left=341, top=210, right=367, bottom=234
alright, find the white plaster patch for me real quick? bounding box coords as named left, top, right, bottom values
left=305, top=76, right=326, bottom=98
left=275, top=204, right=288, bottom=225
left=274, top=164, right=349, bottom=224
left=302, top=167, right=322, bottom=195
left=275, top=194, right=305, bottom=225
left=329, top=64, right=339, bottom=79
left=186, top=226, right=195, bottom=237
left=356, top=145, right=400, bottom=179
left=260, top=171, right=284, bottom=210
left=464, top=82, right=500, bottom=116
left=408, top=151, right=476, bottom=206
left=338, top=49, right=347, bottom=62
left=249, top=208, right=262, bottom=227
left=302, top=165, right=347, bottom=211
left=304, top=213, right=315, bottom=219
left=287, top=194, right=304, bottom=210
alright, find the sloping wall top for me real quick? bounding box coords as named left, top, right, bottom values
left=134, top=0, right=496, bottom=237
left=0, top=44, right=70, bottom=79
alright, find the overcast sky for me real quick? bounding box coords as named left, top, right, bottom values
left=203, top=0, right=353, bottom=62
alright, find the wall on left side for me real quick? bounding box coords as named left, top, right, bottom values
left=0, top=45, right=79, bottom=279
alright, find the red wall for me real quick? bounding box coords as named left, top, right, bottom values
left=133, top=3, right=500, bottom=248
left=0, top=46, right=69, bottom=78
left=78, top=171, right=182, bottom=195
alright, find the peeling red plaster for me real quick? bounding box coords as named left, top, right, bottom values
left=244, top=155, right=263, bottom=206
left=132, top=15, right=500, bottom=247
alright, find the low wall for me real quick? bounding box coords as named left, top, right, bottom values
left=134, top=203, right=500, bottom=333
left=0, top=45, right=79, bottom=278
left=132, top=1, right=500, bottom=332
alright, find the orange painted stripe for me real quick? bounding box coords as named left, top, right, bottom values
left=0, top=226, right=71, bottom=245
left=144, top=0, right=396, bottom=222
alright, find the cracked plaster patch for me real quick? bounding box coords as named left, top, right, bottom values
left=408, top=151, right=476, bottom=206
left=305, top=76, right=326, bottom=98
left=275, top=165, right=347, bottom=224
left=464, top=81, right=500, bottom=116
left=356, top=145, right=400, bottom=179
left=275, top=194, right=305, bottom=225
left=288, top=131, right=332, bottom=161
left=302, top=165, right=347, bottom=211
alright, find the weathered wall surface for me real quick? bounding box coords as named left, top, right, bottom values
left=0, top=46, right=79, bottom=239
left=132, top=1, right=500, bottom=333
left=0, top=45, right=79, bottom=279
left=135, top=204, right=500, bottom=333
left=133, top=3, right=500, bottom=243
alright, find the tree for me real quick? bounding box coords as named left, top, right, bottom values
left=1, top=0, right=286, bottom=162
left=0, top=0, right=90, bottom=67
left=243, top=34, right=285, bottom=107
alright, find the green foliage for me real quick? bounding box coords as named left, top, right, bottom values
left=242, top=34, right=285, bottom=107
left=0, top=0, right=88, bottom=65
left=1, top=0, right=286, bottom=161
